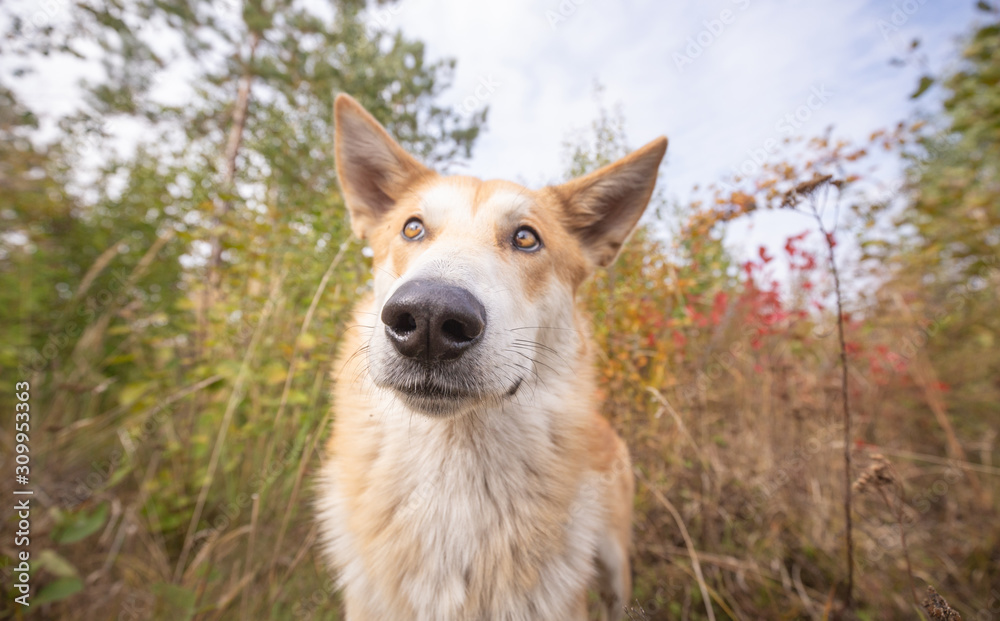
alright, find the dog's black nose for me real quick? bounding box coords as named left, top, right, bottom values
left=381, top=280, right=486, bottom=362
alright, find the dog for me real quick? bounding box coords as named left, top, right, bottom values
left=316, top=93, right=666, bottom=621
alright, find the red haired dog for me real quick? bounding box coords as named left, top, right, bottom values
left=317, top=94, right=666, bottom=621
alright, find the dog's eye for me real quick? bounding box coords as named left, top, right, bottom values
left=402, top=218, right=425, bottom=241
left=512, top=226, right=541, bottom=252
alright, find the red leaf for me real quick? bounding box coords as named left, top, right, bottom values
left=710, top=291, right=729, bottom=325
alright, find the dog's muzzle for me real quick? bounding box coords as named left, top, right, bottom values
left=381, top=279, right=486, bottom=363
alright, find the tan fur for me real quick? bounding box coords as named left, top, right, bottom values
left=317, top=94, right=666, bottom=620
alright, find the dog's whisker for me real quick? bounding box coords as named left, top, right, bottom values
left=508, top=343, right=569, bottom=369
left=510, top=338, right=568, bottom=362
left=507, top=342, right=563, bottom=368
left=506, top=348, right=560, bottom=384
left=372, top=265, right=402, bottom=281
left=507, top=326, right=576, bottom=332
left=499, top=354, right=540, bottom=385
left=343, top=323, right=376, bottom=333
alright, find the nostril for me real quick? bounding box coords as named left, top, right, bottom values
left=441, top=318, right=474, bottom=343
left=391, top=312, right=417, bottom=335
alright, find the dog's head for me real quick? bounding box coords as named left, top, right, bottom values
left=335, top=94, right=666, bottom=417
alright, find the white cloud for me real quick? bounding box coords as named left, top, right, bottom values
left=392, top=0, right=980, bottom=263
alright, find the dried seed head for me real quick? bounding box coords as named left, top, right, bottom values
left=624, top=604, right=652, bottom=620
left=852, top=453, right=895, bottom=493
left=922, top=585, right=962, bottom=621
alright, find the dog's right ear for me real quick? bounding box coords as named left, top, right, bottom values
left=334, top=94, right=434, bottom=240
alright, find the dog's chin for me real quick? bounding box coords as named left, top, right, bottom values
left=393, top=389, right=475, bottom=417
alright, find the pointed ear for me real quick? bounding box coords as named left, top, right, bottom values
left=550, top=137, right=667, bottom=268
left=334, top=93, right=434, bottom=239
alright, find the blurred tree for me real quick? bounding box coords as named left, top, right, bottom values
left=886, top=5, right=1000, bottom=451
left=900, top=7, right=1000, bottom=280
left=0, top=82, right=80, bottom=374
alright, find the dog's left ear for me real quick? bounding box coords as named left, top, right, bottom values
left=334, top=93, right=434, bottom=240
left=550, top=137, right=667, bottom=268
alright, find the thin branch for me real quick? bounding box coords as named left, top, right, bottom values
left=807, top=190, right=854, bottom=608
left=876, top=484, right=919, bottom=610
left=239, top=492, right=261, bottom=620
left=208, top=29, right=261, bottom=281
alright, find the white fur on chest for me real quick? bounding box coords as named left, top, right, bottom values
left=316, top=389, right=604, bottom=621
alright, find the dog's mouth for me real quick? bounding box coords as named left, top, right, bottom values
left=397, top=380, right=476, bottom=400
left=384, top=375, right=523, bottom=416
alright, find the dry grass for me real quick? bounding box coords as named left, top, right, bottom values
left=2, top=231, right=998, bottom=621
left=606, top=276, right=999, bottom=620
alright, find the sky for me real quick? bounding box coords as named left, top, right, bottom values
left=6, top=0, right=985, bottom=266
left=380, top=0, right=981, bottom=262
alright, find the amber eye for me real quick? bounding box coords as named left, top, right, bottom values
left=402, top=218, right=425, bottom=241
left=512, top=226, right=541, bottom=252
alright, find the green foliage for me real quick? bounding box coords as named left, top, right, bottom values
left=150, top=582, right=196, bottom=621
left=886, top=9, right=1000, bottom=441
left=901, top=11, right=1000, bottom=280
left=51, top=503, right=109, bottom=545
left=34, top=578, right=85, bottom=606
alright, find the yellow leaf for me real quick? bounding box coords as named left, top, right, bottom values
left=296, top=332, right=317, bottom=351
left=119, top=382, right=150, bottom=407
left=264, top=362, right=289, bottom=385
